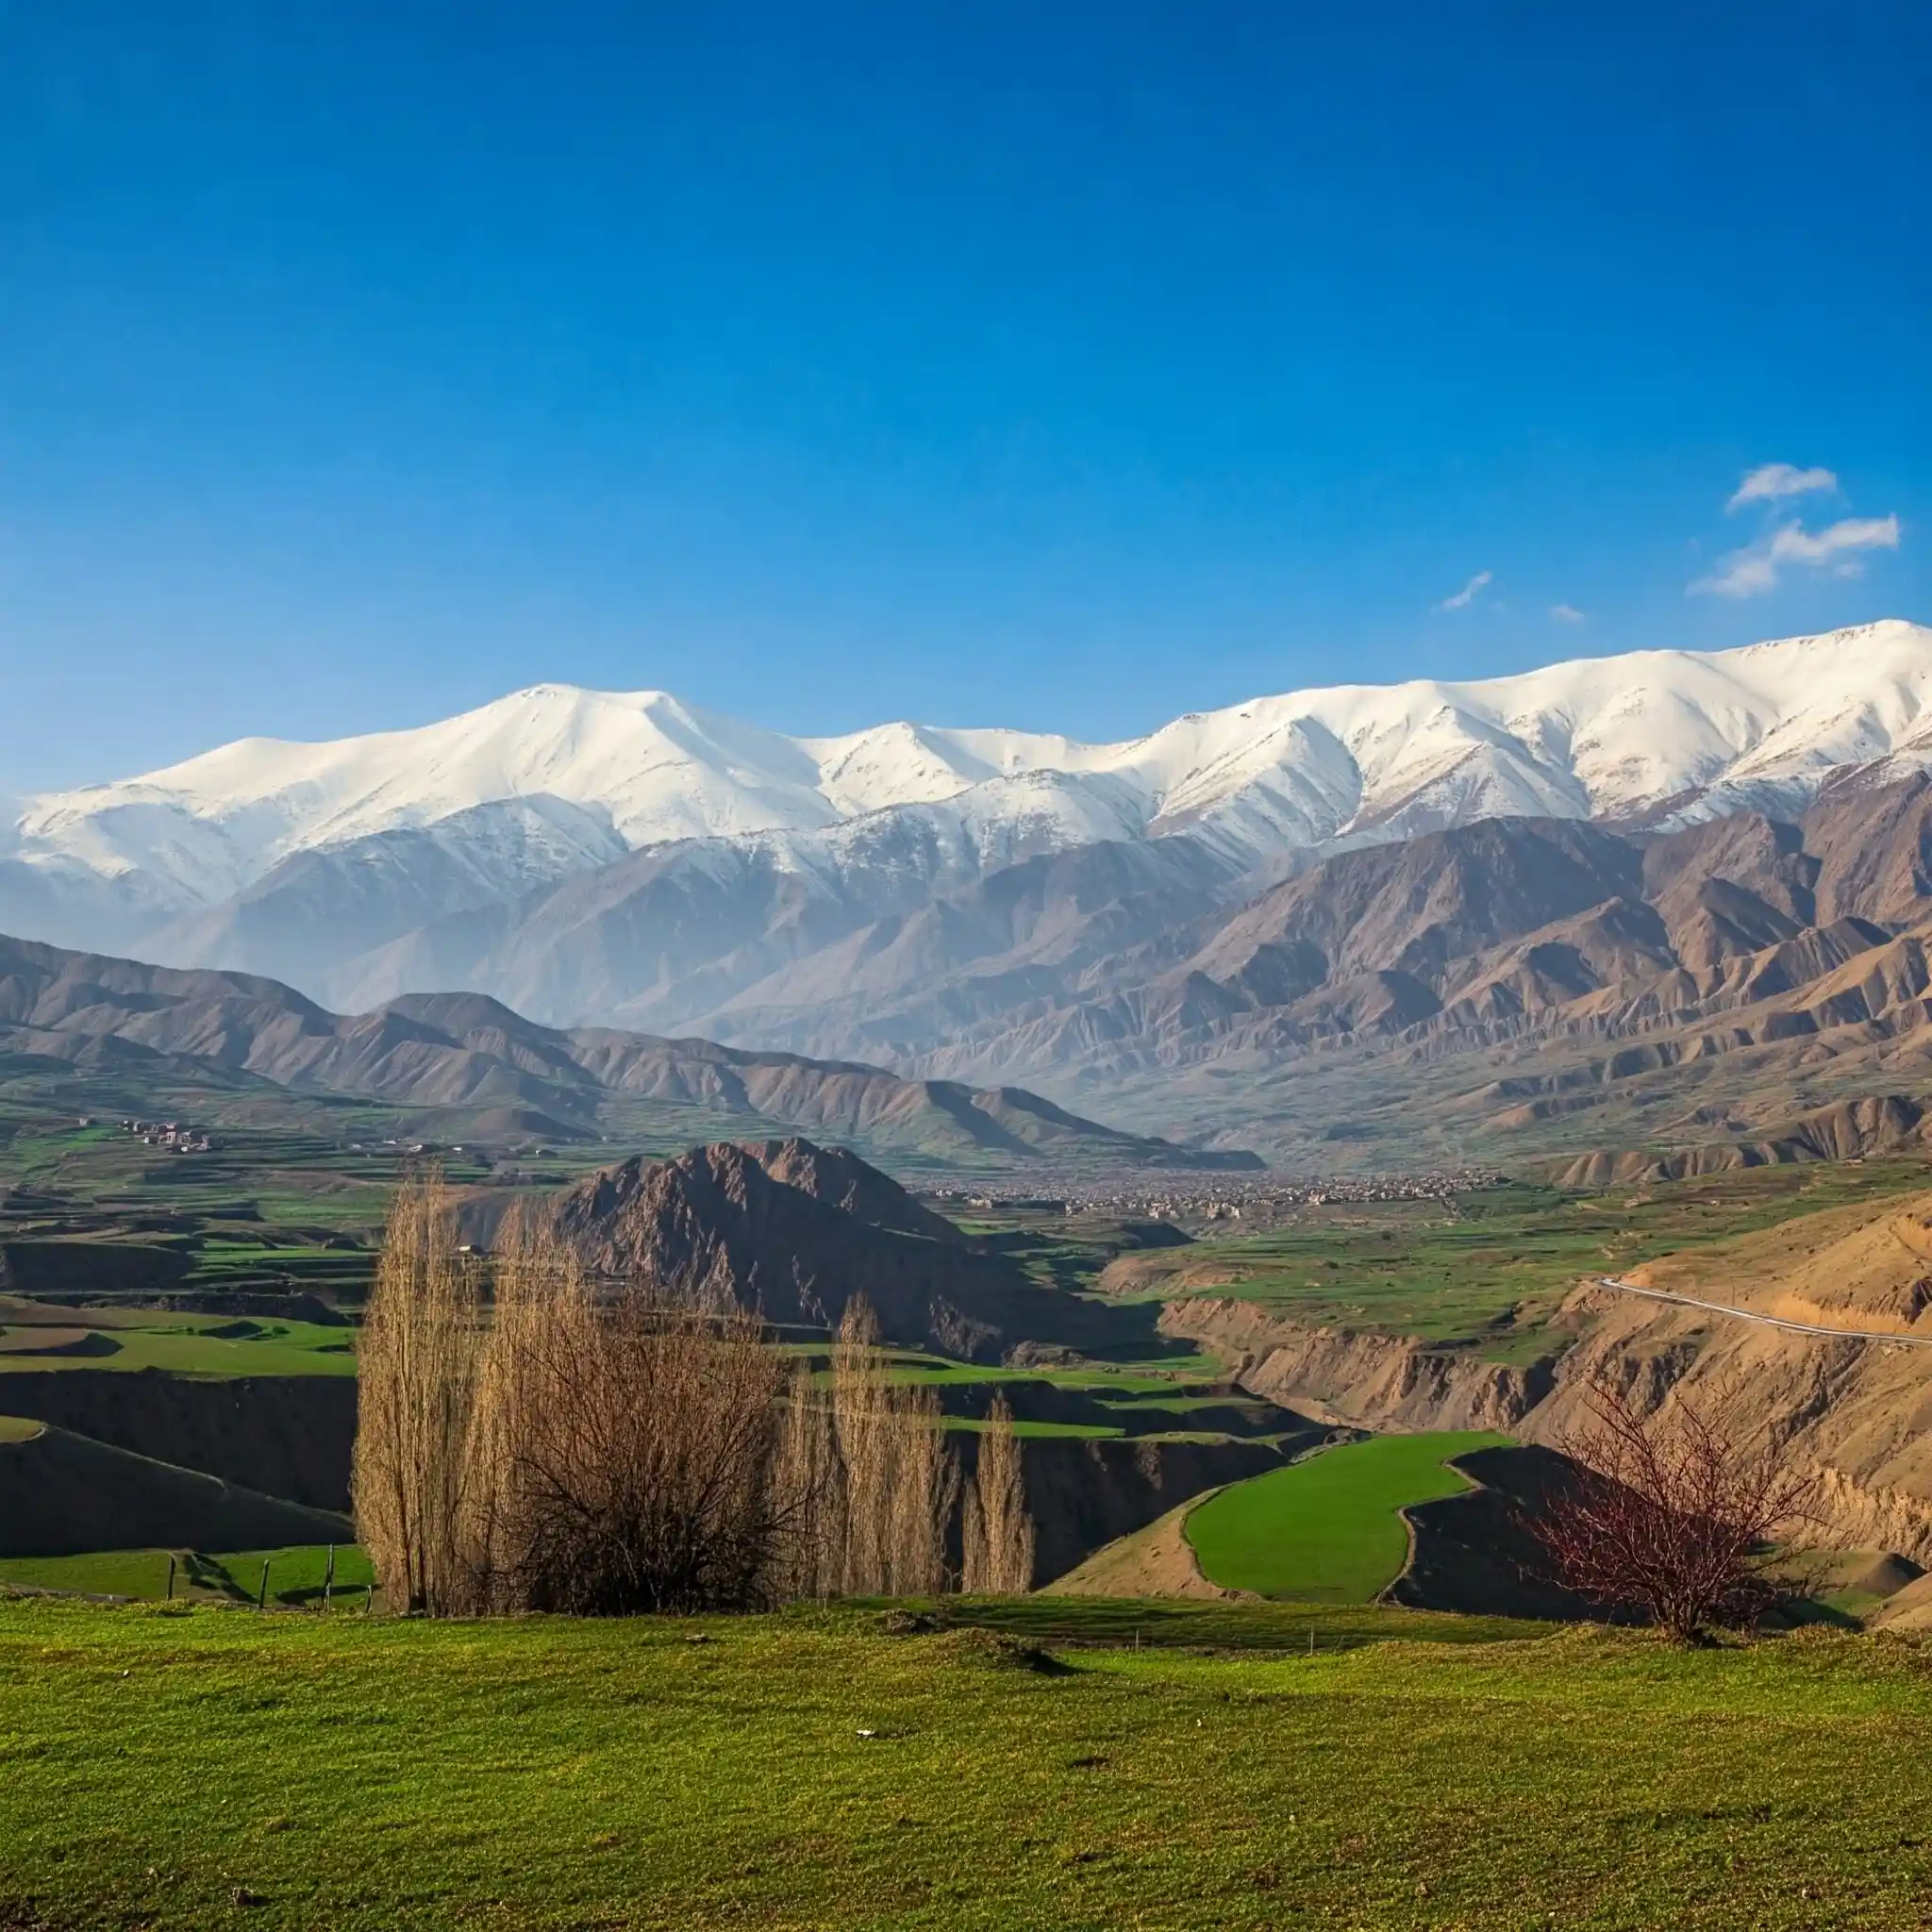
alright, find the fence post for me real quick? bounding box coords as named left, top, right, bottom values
left=324, top=1545, right=335, bottom=1612
left=166, top=1554, right=175, bottom=1602
left=258, top=1560, right=271, bottom=1610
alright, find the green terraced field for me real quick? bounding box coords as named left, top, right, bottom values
left=0, top=1305, right=356, bottom=1376
left=1185, top=1431, right=1512, bottom=1602
left=6, top=1598, right=1932, bottom=1929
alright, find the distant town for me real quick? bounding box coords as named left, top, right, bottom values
left=926, top=1166, right=1509, bottom=1226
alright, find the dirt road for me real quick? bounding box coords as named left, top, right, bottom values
left=1593, top=1277, right=1932, bottom=1351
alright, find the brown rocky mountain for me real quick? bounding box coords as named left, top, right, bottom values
left=709, top=772, right=1932, bottom=1173
left=548, top=1137, right=1133, bottom=1360
left=17, top=772, right=1932, bottom=1178
left=0, top=932, right=1254, bottom=1170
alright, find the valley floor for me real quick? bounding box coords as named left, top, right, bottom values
left=4, top=1599, right=1932, bottom=1930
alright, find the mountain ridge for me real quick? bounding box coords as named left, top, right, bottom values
left=9, top=618, right=1932, bottom=1175
left=10, top=620, right=1930, bottom=957
left=0, top=930, right=1255, bottom=1170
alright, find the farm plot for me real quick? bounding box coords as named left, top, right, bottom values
left=1185, top=1430, right=1510, bottom=1602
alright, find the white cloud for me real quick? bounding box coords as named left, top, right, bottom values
left=1691, top=513, right=1901, bottom=599
left=1550, top=604, right=1586, bottom=625
left=1726, top=462, right=1838, bottom=512
left=1435, top=570, right=1492, bottom=612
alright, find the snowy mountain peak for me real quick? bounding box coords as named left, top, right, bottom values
left=7, top=621, right=1930, bottom=947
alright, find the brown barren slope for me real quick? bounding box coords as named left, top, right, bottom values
left=1041, top=1492, right=1253, bottom=1601
left=1540, top=1190, right=1932, bottom=1559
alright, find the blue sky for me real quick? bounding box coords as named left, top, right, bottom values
left=1, top=2, right=1926, bottom=791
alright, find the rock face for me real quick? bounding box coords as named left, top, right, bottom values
left=0, top=1370, right=359, bottom=1511
left=1543, top=1095, right=1932, bottom=1188
left=1157, top=1298, right=1556, bottom=1434
left=548, top=1138, right=1133, bottom=1361
left=1015, top=1436, right=1288, bottom=1588
left=1387, top=1444, right=1607, bottom=1622
left=0, top=1424, right=353, bottom=1559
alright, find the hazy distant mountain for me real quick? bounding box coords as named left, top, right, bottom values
left=0, top=932, right=1256, bottom=1170
left=777, top=769, right=1932, bottom=1078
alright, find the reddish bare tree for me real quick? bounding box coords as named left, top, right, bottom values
left=1526, top=1372, right=1825, bottom=1642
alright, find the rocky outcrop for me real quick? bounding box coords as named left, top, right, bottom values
left=550, top=1138, right=1147, bottom=1361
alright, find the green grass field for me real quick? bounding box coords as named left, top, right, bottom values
left=0, top=1543, right=375, bottom=1605
left=0, top=1305, right=356, bottom=1376
left=1185, top=1431, right=1512, bottom=1601
left=4, top=1599, right=1932, bottom=1929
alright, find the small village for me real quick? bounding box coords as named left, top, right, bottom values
left=108, top=1116, right=215, bottom=1156
left=927, top=1164, right=1508, bottom=1226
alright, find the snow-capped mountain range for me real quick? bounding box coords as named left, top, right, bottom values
left=5, top=618, right=1930, bottom=1040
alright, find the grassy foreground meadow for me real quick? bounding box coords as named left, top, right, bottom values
left=5, top=1600, right=1932, bottom=1930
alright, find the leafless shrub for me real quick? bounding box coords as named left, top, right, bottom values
left=1525, top=1370, right=1825, bottom=1642
left=471, top=1209, right=796, bottom=1615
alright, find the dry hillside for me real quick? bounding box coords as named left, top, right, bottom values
left=1534, top=1193, right=1932, bottom=1557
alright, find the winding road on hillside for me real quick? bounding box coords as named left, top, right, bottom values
left=1592, top=1277, right=1932, bottom=1351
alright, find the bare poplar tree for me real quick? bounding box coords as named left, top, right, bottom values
left=885, top=1374, right=958, bottom=1594
left=830, top=1301, right=897, bottom=1594
left=826, top=1298, right=971, bottom=1596
left=352, top=1169, right=483, bottom=1615
left=459, top=1200, right=558, bottom=1612
left=769, top=1360, right=841, bottom=1600
left=962, top=1394, right=1035, bottom=1593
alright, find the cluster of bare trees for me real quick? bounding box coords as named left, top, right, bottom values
left=353, top=1174, right=1034, bottom=1616
left=771, top=1302, right=1035, bottom=1600
left=1526, top=1372, right=1824, bottom=1643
